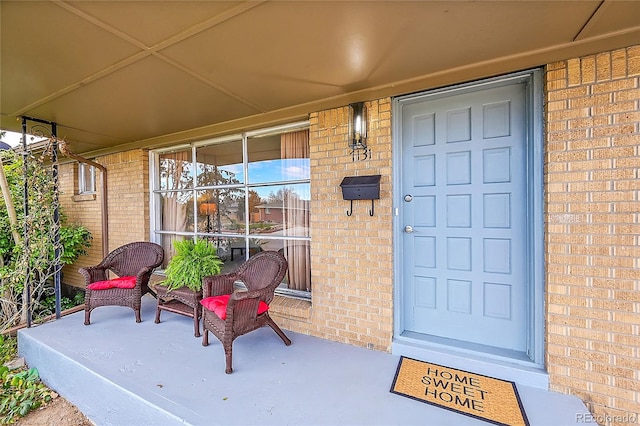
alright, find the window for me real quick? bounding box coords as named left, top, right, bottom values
left=151, top=123, right=311, bottom=297
left=78, top=163, right=95, bottom=194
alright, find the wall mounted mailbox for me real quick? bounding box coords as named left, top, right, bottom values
left=340, top=174, right=381, bottom=216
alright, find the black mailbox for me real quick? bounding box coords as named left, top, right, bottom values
left=340, top=174, right=381, bottom=200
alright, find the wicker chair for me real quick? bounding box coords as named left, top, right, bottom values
left=201, top=250, right=291, bottom=373
left=80, top=241, right=164, bottom=325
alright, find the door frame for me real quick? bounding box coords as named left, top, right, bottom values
left=392, top=69, right=545, bottom=368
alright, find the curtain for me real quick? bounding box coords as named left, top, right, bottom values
left=161, top=152, right=189, bottom=264
left=281, top=130, right=311, bottom=291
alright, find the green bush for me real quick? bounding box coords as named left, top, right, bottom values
left=0, top=366, right=53, bottom=424
left=59, top=224, right=93, bottom=265
left=35, top=293, right=84, bottom=320
left=0, top=334, right=53, bottom=424
left=0, top=336, right=16, bottom=366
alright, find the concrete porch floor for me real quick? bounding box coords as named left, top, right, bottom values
left=18, top=294, right=594, bottom=426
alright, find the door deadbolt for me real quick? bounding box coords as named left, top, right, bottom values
left=404, top=194, right=413, bottom=202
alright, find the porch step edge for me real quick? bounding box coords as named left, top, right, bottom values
left=18, top=328, right=191, bottom=426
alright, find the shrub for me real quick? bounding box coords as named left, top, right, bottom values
left=0, top=336, right=16, bottom=366
left=0, top=366, right=53, bottom=424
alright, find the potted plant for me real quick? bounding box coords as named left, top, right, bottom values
left=163, top=238, right=223, bottom=292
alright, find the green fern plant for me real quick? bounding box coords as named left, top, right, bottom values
left=164, top=239, right=223, bottom=292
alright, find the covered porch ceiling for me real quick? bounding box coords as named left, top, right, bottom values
left=1, top=0, right=638, bottom=157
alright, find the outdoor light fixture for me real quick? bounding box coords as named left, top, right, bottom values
left=348, top=102, right=370, bottom=161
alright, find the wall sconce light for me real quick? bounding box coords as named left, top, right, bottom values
left=348, top=102, right=370, bottom=161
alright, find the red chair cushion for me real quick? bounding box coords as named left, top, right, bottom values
left=87, top=276, right=137, bottom=290
left=200, top=294, right=269, bottom=320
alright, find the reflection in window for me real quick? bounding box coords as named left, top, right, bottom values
left=196, top=189, right=246, bottom=235
left=153, top=127, right=311, bottom=295
left=159, top=150, right=193, bottom=191
left=248, top=130, right=311, bottom=293
left=250, top=184, right=309, bottom=238
left=196, top=141, right=243, bottom=185
left=248, top=132, right=309, bottom=184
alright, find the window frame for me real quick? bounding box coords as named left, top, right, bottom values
left=149, top=121, right=311, bottom=299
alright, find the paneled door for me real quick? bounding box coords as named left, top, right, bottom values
left=400, top=80, right=529, bottom=351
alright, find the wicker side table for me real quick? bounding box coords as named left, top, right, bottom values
left=154, top=284, right=203, bottom=337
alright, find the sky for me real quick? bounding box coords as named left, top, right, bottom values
left=0, top=130, right=47, bottom=148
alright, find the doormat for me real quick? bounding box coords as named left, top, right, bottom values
left=390, top=356, right=529, bottom=426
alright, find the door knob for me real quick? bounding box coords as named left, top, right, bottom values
left=404, top=225, right=414, bottom=233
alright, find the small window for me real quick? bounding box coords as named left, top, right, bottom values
left=79, top=163, right=96, bottom=194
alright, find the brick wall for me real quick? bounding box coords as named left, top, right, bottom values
left=59, top=162, right=103, bottom=287
left=97, top=150, right=150, bottom=249
left=60, top=149, right=150, bottom=287
left=305, top=99, right=394, bottom=351
left=545, top=46, right=639, bottom=423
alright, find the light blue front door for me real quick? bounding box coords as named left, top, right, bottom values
left=400, top=79, right=529, bottom=352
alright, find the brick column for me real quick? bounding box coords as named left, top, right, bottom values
left=545, top=46, right=639, bottom=423
left=308, top=99, right=394, bottom=351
